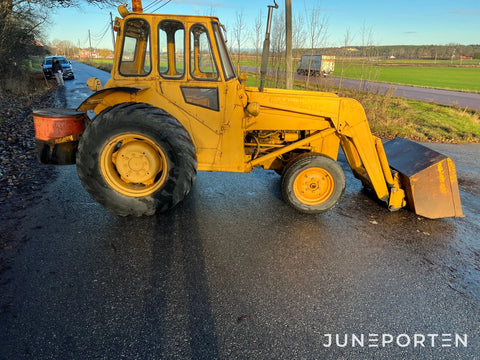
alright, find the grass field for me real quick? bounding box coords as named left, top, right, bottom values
left=333, top=63, right=480, bottom=92
left=83, top=59, right=114, bottom=72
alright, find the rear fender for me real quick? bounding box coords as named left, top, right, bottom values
left=76, top=86, right=149, bottom=113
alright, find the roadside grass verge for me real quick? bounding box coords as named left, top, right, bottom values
left=359, top=93, right=480, bottom=143
left=0, top=70, right=49, bottom=97
left=79, top=59, right=113, bottom=73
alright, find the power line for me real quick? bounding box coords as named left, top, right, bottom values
left=92, top=26, right=109, bottom=42
left=152, top=0, right=172, bottom=13
left=93, top=28, right=109, bottom=49
left=91, top=19, right=111, bottom=40
left=143, top=0, right=163, bottom=11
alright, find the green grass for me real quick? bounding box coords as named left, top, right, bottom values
left=367, top=98, right=480, bottom=143
left=80, top=59, right=114, bottom=72
left=334, top=63, right=480, bottom=92
left=89, top=59, right=113, bottom=65
left=406, top=101, right=480, bottom=142
left=339, top=87, right=480, bottom=143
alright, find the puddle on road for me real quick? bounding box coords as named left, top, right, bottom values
left=405, top=213, right=480, bottom=303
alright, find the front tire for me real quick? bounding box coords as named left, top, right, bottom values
left=77, top=102, right=197, bottom=216
left=281, top=153, right=345, bottom=214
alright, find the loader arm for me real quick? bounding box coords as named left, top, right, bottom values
left=328, top=97, right=407, bottom=211
left=336, top=98, right=390, bottom=200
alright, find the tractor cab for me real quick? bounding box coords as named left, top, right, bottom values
left=113, top=13, right=236, bottom=81
left=108, top=9, right=240, bottom=103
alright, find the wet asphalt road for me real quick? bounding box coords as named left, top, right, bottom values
left=1, top=62, right=480, bottom=359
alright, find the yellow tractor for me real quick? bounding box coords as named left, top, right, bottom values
left=33, top=0, right=463, bottom=219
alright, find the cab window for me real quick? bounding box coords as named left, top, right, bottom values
left=158, top=20, right=185, bottom=78
left=190, top=24, right=218, bottom=80
left=120, top=18, right=151, bottom=76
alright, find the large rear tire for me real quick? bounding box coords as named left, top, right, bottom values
left=281, top=153, right=345, bottom=214
left=76, top=102, right=197, bottom=216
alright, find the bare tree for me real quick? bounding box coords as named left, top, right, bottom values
left=291, top=13, right=306, bottom=79
left=0, top=0, right=48, bottom=78
left=0, top=0, right=119, bottom=86
left=292, top=13, right=306, bottom=55
left=253, top=10, right=263, bottom=85
left=338, top=27, right=353, bottom=89
left=305, top=6, right=328, bottom=89
left=51, top=39, right=77, bottom=57
left=270, top=11, right=285, bottom=88
left=233, top=10, right=246, bottom=64
left=359, top=21, right=375, bottom=89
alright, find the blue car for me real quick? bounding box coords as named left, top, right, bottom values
left=42, top=56, right=75, bottom=80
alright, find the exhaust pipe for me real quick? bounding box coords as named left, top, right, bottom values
left=132, top=0, right=143, bottom=13
left=259, top=1, right=278, bottom=92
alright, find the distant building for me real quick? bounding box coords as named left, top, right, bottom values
left=80, top=50, right=99, bottom=58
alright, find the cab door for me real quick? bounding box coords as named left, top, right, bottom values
left=157, top=19, right=243, bottom=171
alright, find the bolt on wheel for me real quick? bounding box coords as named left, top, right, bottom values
left=293, top=167, right=335, bottom=206
left=282, top=153, right=346, bottom=214
left=76, top=102, right=197, bottom=216
left=100, top=134, right=168, bottom=197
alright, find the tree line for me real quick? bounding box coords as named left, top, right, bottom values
left=317, top=44, right=480, bottom=60
left=0, top=0, right=116, bottom=90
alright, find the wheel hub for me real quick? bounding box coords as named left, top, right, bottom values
left=294, top=167, right=334, bottom=205
left=115, top=141, right=161, bottom=183
left=100, top=133, right=168, bottom=197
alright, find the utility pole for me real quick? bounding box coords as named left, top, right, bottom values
left=285, top=0, right=293, bottom=89
left=110, top=12, right=116, bottom=51
left=88, top=29, right=92, bottom=58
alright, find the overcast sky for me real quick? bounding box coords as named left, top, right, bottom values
left=48, top=0, right=480, bottom=50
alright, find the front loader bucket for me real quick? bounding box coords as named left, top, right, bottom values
left=383, top=138, right=464, bottom=219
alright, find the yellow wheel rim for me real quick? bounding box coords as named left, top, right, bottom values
left=100, top=133, right=167, bottom=197
left=293, top=167, right=334, bottom=205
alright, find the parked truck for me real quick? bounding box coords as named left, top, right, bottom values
left=32, top=0, right=463, bottom=219
left=297, top=55, right=335, bottom=77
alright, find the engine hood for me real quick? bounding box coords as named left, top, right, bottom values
left=244, top=87, right=341, bottom=119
